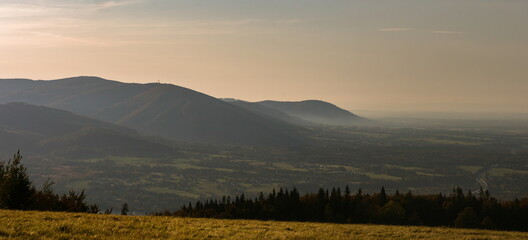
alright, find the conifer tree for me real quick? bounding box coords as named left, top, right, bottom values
left=0, top=151, right=34, bottom=210
left=379, top=187, right=387, bottom=206
left=121, top=203, right=129, bottom=215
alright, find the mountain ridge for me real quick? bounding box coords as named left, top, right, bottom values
left=0, top=77, right=304, bottom=145
left=258, top=100, right=364, bottom=126
left=222, top=98, right=364, bottom=126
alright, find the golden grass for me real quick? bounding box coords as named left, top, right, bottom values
left=1, top=210, right=527, bottom=240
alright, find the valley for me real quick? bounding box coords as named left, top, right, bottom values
left=22, top=123, right=528, bottom=213
left=2, top=0, right=526, bottom=237
left=0, top=77, right=527, bottom=214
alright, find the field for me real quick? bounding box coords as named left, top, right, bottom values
left=1, top=210, right=528, bottom=240
left=20, top=121, right=528, bottom=213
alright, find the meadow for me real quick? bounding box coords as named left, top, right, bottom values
left=1, top=210, right=528, bottom=240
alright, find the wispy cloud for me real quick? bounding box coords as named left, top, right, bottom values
left=275, top=19, right=305, bottom=25
left=0, top=0, right=305, bottom=48
left=431, top=30, right=464, bottom=35
left=377, top=28, right=464, bottom=35
left=0, top=0, right=149, bottom=47
left=0, top=4, right=58, bottom=18
left=89, top=0, right=141, bottom=10
left=171, top=18, right=305, bottom=27
left=378, top=28, right=415, bottom=32
left=0, top=0, right=141, bottom=18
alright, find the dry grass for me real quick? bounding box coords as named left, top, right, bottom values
left=0, top=210, right=527, bottom=239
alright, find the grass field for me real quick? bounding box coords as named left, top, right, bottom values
left=1, top=210, right=528, bottom=240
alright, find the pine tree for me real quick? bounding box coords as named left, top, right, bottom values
left=121, top=202, right=129, bottom=215
left=379, top=187, right=387, bottom=206
left=0, top=151, right=34, bottom=210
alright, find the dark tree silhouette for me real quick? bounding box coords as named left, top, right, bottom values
left=0, top=151, right=34, bottom=210
left=455, top=207, right=480, bottom=229
left=160, top=186, right=528, bottom=231
left=0, top=151, right=97, bottom=213
left=121, top=203, right=129, bottom=215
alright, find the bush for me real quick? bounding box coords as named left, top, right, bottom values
left=455, top=207, right=480, bottom=229
left=379, top=200, right=406, bottom=225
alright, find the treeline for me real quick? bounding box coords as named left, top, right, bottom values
left=0, top=151, right=98, bottom=213
left=161, top=186, right=528, bottom=231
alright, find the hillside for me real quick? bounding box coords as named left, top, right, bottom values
left=0, top=102, right=180, bottom=158
left=0, top=210, right=526, bottom=240
left=258, top=100, right=364, bottom=126
left=222, top=99, right=365, bottom=127
left=221, top=98, right=314, bottom=126
left=0, top=77, right=304, bottom=145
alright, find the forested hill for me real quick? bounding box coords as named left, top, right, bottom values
left=0, top=77, right=304, bottom=145
left=0, top=102, right=181, bottom=158
left=221, top=99, right=314, bottom=126
left=258, top=100, right=363, bottom=126
left=223, top=99, right=364, bottom=126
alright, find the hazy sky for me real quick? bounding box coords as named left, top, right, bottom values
left=1, top=0, right=527, bottom=113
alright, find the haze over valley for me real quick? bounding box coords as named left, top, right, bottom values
left=0, top=76, right=526, bottom=213
left=1, top=1, right=527, bottom=237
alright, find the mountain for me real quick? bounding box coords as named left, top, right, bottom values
left=0, top=102, right=181, bottom=158
left=257, top=100, right=363, bottom=126
left=223, top=99, right=364, bottom=126
left=221, top=99, right=314, bottom=126
left=0, top=77, right=304, bottom=145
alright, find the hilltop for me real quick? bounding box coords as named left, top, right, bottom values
left=1, top=210, right=527, bottom=240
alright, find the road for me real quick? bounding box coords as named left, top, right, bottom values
left=472, top=149, right=516, bottom=194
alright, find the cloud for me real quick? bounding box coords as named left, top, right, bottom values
left=0, top=1, right=146, bottom=47
left=171, top=18, right=305, bottom=27
left=0, top=0, right=141, bottom=18
left=378, top=28, right=415, bottom=32
left=377, top=28, right=464, bottom=35
left=91, top=0, right=140, bottom=10
left=0, top=0, right=304, bottom=48
left=185, top=19, right=264, bottom=27
left=275, top=19, right=305, bottom=25
left=431, top=30, right=463, bottom=35
left=0, top=4, right=59, bottom=18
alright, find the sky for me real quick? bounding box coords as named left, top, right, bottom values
left=1, top=0, right=527, bottom=113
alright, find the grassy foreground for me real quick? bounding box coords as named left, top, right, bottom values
left=1, top=210, right=527, bottom=240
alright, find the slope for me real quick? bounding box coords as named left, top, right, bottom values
left=221, top=98, right=314, bottom=126
left=258, top=100, right=363, bottom=126
left=0, top=102, right=180, bottom=158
